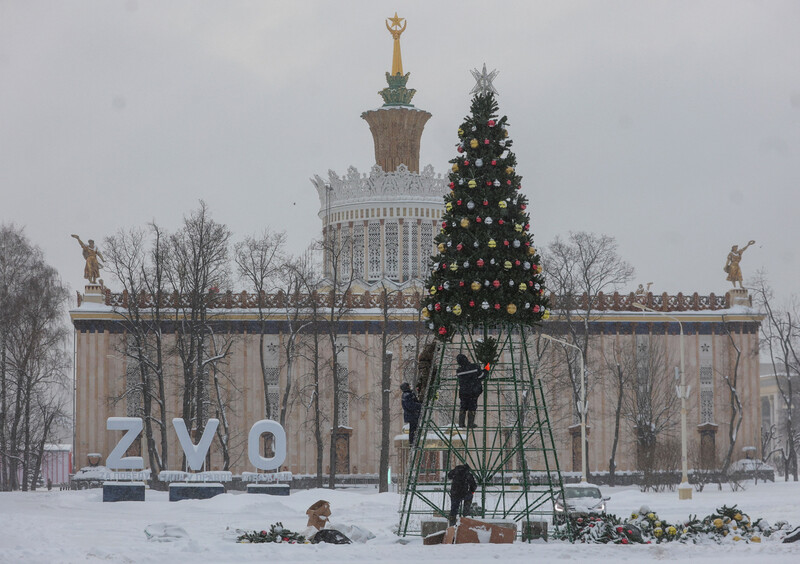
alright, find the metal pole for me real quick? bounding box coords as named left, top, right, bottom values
left=541, top=333, right=587, bottom=483
left=633, top=303, right=692, bottom=499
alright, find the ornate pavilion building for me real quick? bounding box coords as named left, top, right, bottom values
left=70, top=17, right=763, bottom=483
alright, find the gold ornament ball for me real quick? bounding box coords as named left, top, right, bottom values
left=527, top=246, right=536, bottom=256
left=515, top=224, right=523, bottom=232
left=519, top=283, right=528, bottom=292
left=542, top=310, right=550, bottom=320
left=437, top=243, right=445, bottom=252
left=421, top=308, right=430, bottom=319
left=445, top=202, right=453, bottom=211
left=449, top=263, right=458, bottom=271
left=452, top=163, right=459, bottom=172
left=429, top=286, right=437, bottom=295
left=470, top=138, right=479, bottom=148
left=488, top=239, right=497, bottom=248
left=458, top=128, right=464, bottom=136
left=460, top=218, right=470, bottom=228
left=453, top=305, right=462, bottom=316
left=506, top=304, right=517, bottom=314
left=499, top=201, right=507, bottom=209
left=506, top=167, right=514, bottom=175
left=468, top=180, right=477, bottom=189
left=504, top=260, right=512, bottom=270
left=471, top=281, right=481, bottom=291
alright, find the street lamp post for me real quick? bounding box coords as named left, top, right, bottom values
left=541, top=333, right=587, bottom=483
left=632, top=302, right=692, bottom=499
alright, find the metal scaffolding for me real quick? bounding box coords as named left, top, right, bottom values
left=397, top=324, right=572, bottom=541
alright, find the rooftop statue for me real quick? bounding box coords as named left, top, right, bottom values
left=724, top=240, right=755, bottom=289
left=71, top=234, right=104, bottom=285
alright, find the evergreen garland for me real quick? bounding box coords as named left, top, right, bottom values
left=421, top=92, right=549, bottom=340
left=236, top=522, right=306, bottom=544
left=552, top=504, right=788, bottom=544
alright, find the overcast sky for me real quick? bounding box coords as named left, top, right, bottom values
left=2, top=1, right=798, bottom=303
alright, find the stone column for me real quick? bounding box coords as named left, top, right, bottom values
left=361, top=107, right=431, bottom=173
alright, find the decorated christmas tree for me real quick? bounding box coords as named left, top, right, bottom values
left=399, top=67, right=569, bottom=541
left=421, top=71, right=549, bottom=350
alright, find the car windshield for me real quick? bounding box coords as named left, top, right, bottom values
left=564, top=487, right=601, bottom=499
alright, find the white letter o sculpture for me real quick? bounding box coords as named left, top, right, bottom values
left=248, top=420, right=286, bottom=471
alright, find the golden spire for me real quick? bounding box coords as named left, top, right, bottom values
left=386, top=12, right=406, bottom=76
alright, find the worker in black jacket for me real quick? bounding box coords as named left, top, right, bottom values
left=400, top=382, right=422, bottom=447
left=455, top=354, right=488, bottom=428
left=447, top=463, right=477, bottom=526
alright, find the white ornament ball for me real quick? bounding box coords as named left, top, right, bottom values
left=493, top=180, right=501, bottom=187
left=513, top=240, right=521, bottom=248
left=481, top=301, right=490, bottom=310
left=467, top=200, right=475, bottom=210
left=475, top=159, right=483, bottom=167
left=485, top=217, right=493, bottom=225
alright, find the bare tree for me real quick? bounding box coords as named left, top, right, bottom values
left=620, top=334, right=679, bottom=483
left=166, top=201, right=233, bottom=467
left=105, top=224, right=171, bottom=478
left=0, top=225, right=70, bottom=491
left=318, top=229, right=355, bottom=488
left=751, top=272, right=800, bottom=480
left=544, top=232, right=635, bottom=475
left=717, top=315, right=757, bottom=477
left=376, top=282, right=404, bottom=493
left=235, top=229, right=286, bottom=421
left=602, top=336, right=636, bottom=485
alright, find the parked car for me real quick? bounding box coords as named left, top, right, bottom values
left=553, top=483, right=609, bottom=523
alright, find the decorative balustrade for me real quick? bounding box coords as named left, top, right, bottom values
left=103, top=289, right=730, bottom=312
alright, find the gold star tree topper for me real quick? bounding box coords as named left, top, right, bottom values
left=470, top=63, right=499, bottom=96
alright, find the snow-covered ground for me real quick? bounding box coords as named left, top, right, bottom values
left=1, top=480, right=799, bottom=563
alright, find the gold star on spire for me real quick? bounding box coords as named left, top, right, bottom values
left=385, top=13, right=407, bottom=76
left=470, top=63, right=499, bottom=96
left=388, top=12, right=404, bottom=29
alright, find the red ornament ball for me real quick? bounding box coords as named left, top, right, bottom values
left=464, top=160, right=470, bottom=166
left=492, top=280, right=501, bottom=288
left=491, top=160, right=497, bottom=166
left=477, top=259, right=485, bottom=267
left=494, top=303, right=501, bottom=310
left=449, top=182, right=455, bottom=190
left=476, top=217, right=482, bottom=223
left=488, top=120, right=496, bottom=127
left=438, top=326, right=447, bottom=335
left=484, top=139, right=490, bottom=145
left=469, top=300, right=475, bottom=307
